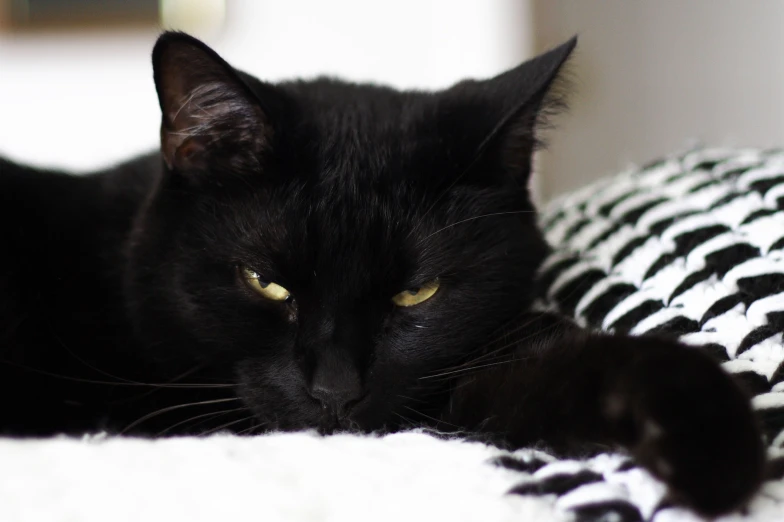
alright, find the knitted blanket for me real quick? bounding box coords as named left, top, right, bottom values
left=2, top=147, right=783, bottom=522
left=533, top=147, right=784, bottom=521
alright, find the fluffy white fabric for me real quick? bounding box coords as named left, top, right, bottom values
left=0, top=431, right=565, bottom=522
left=2, top=429, right=783, bottom=522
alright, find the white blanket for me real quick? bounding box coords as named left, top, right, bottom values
left=1, top=431, right=564, bottom=522
left=2, top=430, right=781, bottom=522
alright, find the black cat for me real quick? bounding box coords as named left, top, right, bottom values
left=0, top=32, right=764, bottom=516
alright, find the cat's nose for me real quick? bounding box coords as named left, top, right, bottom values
left=309, top=360, right=364, bottom=416
left=310, top=385, right=364, bottom=417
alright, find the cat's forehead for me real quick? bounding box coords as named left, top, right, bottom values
left=279, top=81, right=439, bottom=175
left=281, top=79, right=426, bottom=118
left=244, top=81, right=519, bottom=276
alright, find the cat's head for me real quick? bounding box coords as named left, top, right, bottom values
left=125, top=32, right=575, bottom=434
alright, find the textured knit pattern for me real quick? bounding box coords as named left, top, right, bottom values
left=508, top=147, right=784, bottom=521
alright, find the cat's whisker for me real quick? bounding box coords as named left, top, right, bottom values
left=200, top=415, right=256, bottom=436
left=120, top=397, right=241, bottom=434
left=430, top=348, right=519, bottom=376
left=54, top=333, right=164, bottom=386
left=236, top=422, right=266, bottom=436
left=463, top=319, right=565, bottom=367
left=396, top=394, right=429, bottom=404
left=236, top=425, right=258, bottom=436
left=391, top=411, right=417, bottom=428
left=0, top=359, right=235, bottom=389
left=155, top=407, right=246, bottom=437
left=54, top=334, right=221, bottom=395
left=420, top=357, right=523, bottom=381
left=429, top=354, right=523, bottom=376
left=458, top=310, right=542, bottom=352
left=411, top=312, right=545, bottom=384
left=108, top=366, right=214, bottom=405
left=400, top=405, right=460, bottom=429
left=450, top=376, right=479, bottom=392
left=430, top=313, right=560, bottom=375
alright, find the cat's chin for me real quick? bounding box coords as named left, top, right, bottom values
left=240, top=392, right=393, bottom=436
left=315, top=418, right=369, bottom=436
left=248, top=415, right=385, bottom=436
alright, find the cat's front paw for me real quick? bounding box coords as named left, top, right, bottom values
left=611, top=338, right=766, bottom=516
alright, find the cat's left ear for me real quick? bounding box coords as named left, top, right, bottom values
left=440, top=36, right=577, bottom=186
left=152, top=32, right=270, bottom=175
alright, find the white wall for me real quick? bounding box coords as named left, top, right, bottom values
left=6, top=2, right=783, bottom=201
left=534, top=0, right=784, bottom=198
left=0, top=0, right=533, bottom=172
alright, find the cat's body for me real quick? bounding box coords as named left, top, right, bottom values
left=0, top=32, right=766, bottom=515
left=0, top=154, right=172, bottom=434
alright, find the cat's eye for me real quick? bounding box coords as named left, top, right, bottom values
left=392, top=279, right=440, bottom=307
left=241, top=267, right=291, bottom=301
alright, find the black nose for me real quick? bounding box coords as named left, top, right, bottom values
left=311, top=390, right=362, bottom=416
left=310, top=360, right=364, bottom=416
left=310, top=380, right=364, bottom=416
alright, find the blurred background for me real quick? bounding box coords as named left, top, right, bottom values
left=1, top=0, right=783, bottom=200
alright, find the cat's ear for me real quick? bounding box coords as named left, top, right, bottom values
left=152, top=32, right=270, bottom=175
left=441, top=37, right=577, bottom=186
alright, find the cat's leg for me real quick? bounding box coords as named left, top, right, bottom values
left=441, top=313, right=765, bottom=516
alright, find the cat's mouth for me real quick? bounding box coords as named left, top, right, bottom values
left=316, top=415, right=352, bottom=435
left=315, top=392, right=371, bottom=435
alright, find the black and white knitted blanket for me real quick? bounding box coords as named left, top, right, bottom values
left=528, top=147, right=784, bottom=521
left=2, top=148, right=783, bottom=522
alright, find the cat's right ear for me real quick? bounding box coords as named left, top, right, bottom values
left=436, top=37, right=576, bottom=189
left=152, top=32, right=271, bottom=176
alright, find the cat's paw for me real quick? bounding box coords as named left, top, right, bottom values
left=613, top=338, right=766, bottom=516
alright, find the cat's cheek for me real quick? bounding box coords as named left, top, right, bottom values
left=345, top=393, right=395, bottom=432
left=233, top=356, right=307, bottom=429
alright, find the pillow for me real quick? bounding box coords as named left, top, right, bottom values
left=516, top=147, right=784, bottom=520
left=537, top=146, right=784, bottom=476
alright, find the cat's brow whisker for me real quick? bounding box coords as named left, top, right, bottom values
left=405, top=126, right=506, bottom=242
left=120, top=397, right=241, bottom=434
left=417, top=210, right=537, bottom=244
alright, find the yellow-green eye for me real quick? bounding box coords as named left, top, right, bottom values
left=392, top=279, right=440, bottom=307
left=242, top=268, right=291, bottom=301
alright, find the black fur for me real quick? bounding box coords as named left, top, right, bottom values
left=0, top=32, right=764, bottom=516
